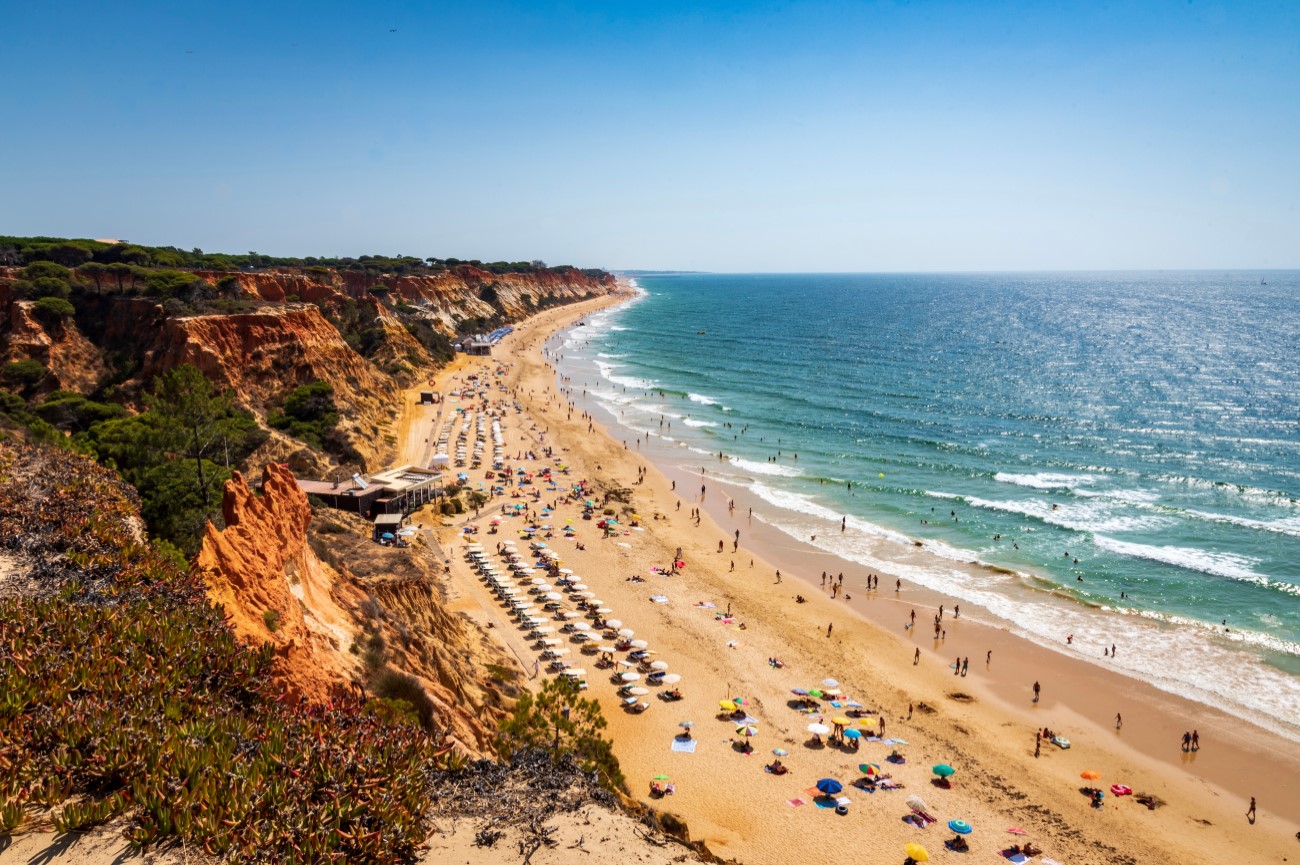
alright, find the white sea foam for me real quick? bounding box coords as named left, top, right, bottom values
left=962, top=495, right=1172, bottom=534
left=740, top=501, right=1300, bottom=740
left=728, top=457, right=803, bottom=478
left=994, top=471, right=1098, bottom=490
left=1092, top=536, right=1300, bottom=595
left=688, top=393, right=719, bottom=406
left=682, top=418, right=718, bottom=428
left=1184, top=510, right=1300, bottom=539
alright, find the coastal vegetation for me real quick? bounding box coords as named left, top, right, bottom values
left=0, top=235, right=597, bottom=279
left=497, top=677, right=625, bottom=792
left=0, top=443, right=435, bottom=862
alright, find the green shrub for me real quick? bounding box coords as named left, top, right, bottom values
left=32, top=296, right=75, bottom=325
left=497, top=676, right=624, bottom=791
left=370, top=669, right=436, bottom=731
left=262, top=608, right=281, bottom=632
left=2, top=359, right=47, bottom=391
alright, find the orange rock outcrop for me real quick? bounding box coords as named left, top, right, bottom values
left=197, top=463, right=510, bottom=755
left=196, top=463, right=357, bottom=704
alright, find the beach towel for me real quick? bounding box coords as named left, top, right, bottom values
left=1040, top=859, right=1062, bottom=865
left=804, top=787, right=822, bottom=798
left=829, top=701, right=843, bottom=708
left=1004, top=855, right=1029, bottom=864
left=787, top=798, right=806, bottom=808
left=671, top=738, right=697, bottom=753
left=884, top=738, right=909, bottom=746
left=742, top=714, right=759, bottom=725
left=835, top=796, right=852, bottom=806
left=650, top=595, right=670, bottom=604
left=694, top=602, right=718, bottom=609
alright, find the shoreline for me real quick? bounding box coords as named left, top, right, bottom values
left=425, top=289, right=1299, bottom=865
left=550, top=294, right=1300, bottom=821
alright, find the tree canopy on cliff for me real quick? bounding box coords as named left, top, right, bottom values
left=0, top=234, right=611, bottom=282
left=83, top=365, right=267, bottom=554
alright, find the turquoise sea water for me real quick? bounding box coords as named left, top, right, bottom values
left=550, top=272, right=1300, bottom=738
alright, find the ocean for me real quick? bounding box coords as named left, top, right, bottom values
left=549, top=272, right=1300, bottom=739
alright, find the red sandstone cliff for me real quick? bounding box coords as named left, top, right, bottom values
left=2, top=300, right=108, bottom=393
left=196, top=463, right=509, bottom=755
left=141, top=306, right=399, bottom=468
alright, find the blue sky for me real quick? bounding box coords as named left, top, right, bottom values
left=2, top=1, right=1297, bottom=271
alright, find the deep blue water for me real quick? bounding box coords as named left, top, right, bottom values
left=553, top=272, right=1300, bottom=736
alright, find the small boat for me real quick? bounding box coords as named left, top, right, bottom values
left=697, top=330, right=707, bottom=335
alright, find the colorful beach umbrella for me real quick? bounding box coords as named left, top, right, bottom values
left=822, top=678, right=840, bottom=688
left=932, top=764, right=956, bottom=778
left=735, top=724, right=759, bottom=737
left=790, top=688, right=810, bottom=696
left=948, top=820, right=972, bottom=835
left=815, top=778, right=843, bottom=795
left=858, top=762, right=882, bottom=776
left=903, top=842, right=929, bottom=862
left=1080, top=770, right=1101, bottom=781
left=773, top=748, right=789, bottom=757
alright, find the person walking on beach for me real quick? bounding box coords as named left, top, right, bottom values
left=986, top=650, right=992, bottom=665
left=1033, top=681, right=1041, bottom=703
left=827, top=623, right=833, bottom=638
left=961, top=657, right=969, bottom=677
left=953, top=657, right=960, bottom=675
left=776, top=569, right=782, bottom=584
left=910, top=609, right=916, bottom=626
left=878, top=716, right=885, bottom=737
left=1034, top=736, right=1041, bottom=758
left=1191, top=730, right=1199, bottom=750
left=1247, top=796, right=1256, bottom=824
left=1116, top=712, right=1122, bottom=730
left=914, top=648, right=920, bottom=665
left=1182, top=731, right=1191, bottom=751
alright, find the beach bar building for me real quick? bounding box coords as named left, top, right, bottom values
left=372, top=513, right=404, bottom=542
left=296, top=465, right=442, bottom=519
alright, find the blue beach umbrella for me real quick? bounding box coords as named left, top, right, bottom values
left=948, top=820, right=972, bottom=835
left=816, top=778, right=843, bottom=795
left=380, top=532, right=395, bottom=540
left=843, top=728, right=862, bottom=740
left=933, top=764, right=956, bottom=778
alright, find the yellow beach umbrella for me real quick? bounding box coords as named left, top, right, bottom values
left=719, top=700, right=737, bottom=711
left=904, top=842, right=929, bottom=862
left=832, top=716, right=852, bottom=726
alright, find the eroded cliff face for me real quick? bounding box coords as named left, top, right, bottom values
left=3, top=300, right=109, bottom=393
left=197, top=462, right=509, bottom=756
left=142, top=305, right=399, bottom=468
left=195, top=463, right=354, bottom=704
left=0, top=263, right=618, bottom=470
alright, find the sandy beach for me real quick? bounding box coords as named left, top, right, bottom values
left=414, top=291, right=1300, bottom=865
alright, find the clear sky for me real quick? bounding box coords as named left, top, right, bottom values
left=2, top=1, right=1298, bottom=271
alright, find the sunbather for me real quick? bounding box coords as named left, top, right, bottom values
left=945, top=835, right=969, bottom=852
